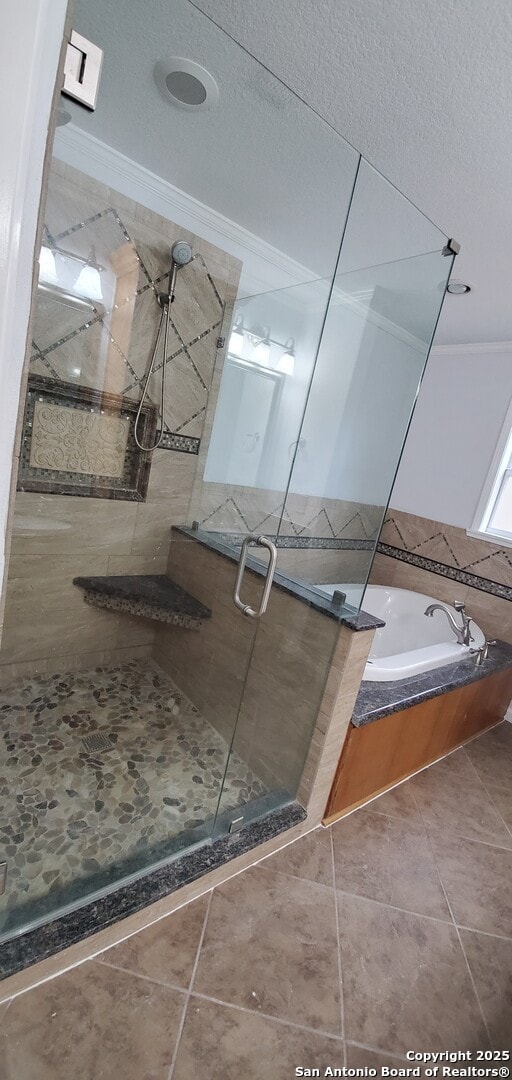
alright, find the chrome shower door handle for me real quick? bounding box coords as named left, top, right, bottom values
left=233, top=535, right=278, bottom=618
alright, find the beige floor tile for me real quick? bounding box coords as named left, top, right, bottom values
left=337, top=892, right=489, bottom=1054
left=431, top=832, right=512, bottom=937
left=99, top=894, right=209, bottom=989
left=332, top=809, right=450, bottom=919
left=411, top=748, right=512, bottom=848
left=0, top=1000, right=11, bottom=1024
left=366, top=780, right=421, bottom=821
left=173, top=997, right=344, bottom=1080
left=1, top=961, right=185, bottom=1080
left=460, top=929, right=512, bottom=1050
left=346, top=1043, right=409, bottom=1067
left=465, top=723, right=512, bottom=789
left=485, top=784, right=512, bottom=836
left=193, top=865, right=341, bottom=1032
left=258, top=826, right=334, bottom=887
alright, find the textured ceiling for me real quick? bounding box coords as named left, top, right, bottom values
left=191, top=0, right=512, bottom=346
left=71, top=0, right=512, bottom=345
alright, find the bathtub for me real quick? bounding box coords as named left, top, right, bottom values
left=318, top=584, right=485, bottom=681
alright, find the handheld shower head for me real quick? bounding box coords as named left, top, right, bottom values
left=161, top=240, right=194, bottom=307
left=171, top=240, right=193, bottom=267
left=136, top=239, right=195, bottom=452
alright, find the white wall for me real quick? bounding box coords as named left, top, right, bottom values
left=391, top=343, right=512, bottom=528
left=287, top=292, right=428, bottom=505
left=0, top=1, right=67, bottom=597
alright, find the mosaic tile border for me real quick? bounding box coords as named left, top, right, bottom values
left=377, top=542, right=512, bottom=602
left=18, top=375, right=156, bottom=502
left=193, top=531, right=375, bottom=551
left=0, top=800, right=305, bottom=981
left=382, top=511, right=512, bottom=586
left=80, top=590, right=205, bottom=628
left=157, top=430, right=200, bottom=455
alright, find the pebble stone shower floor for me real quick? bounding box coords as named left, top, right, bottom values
left=0, top=660, right=265, bottom=933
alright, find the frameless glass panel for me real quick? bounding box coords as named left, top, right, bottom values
left=0, top=0, right=458, bottom=941
left=191, top=276, right=342, bottom=837
left=211, top=163, right=455, bottom=831
left=274, top=161, right=455, bottom=618
left=60, top=0, right=359, bottom=297
left=0, top=0, right=362, bottom=939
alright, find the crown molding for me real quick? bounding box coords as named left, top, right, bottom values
left=54, top=123, right=428, bottom=352
left=53, top=124, right=315, bottom=296
left=431, top=341, right=512, bottom=356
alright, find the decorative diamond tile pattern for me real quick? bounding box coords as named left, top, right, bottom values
left=381, top=508, right=512, bottom=590
left=31, top=167, right=227, bottom=456
left=195, top=489, right=382, bottom=546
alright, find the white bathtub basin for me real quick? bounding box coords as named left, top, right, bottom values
left=318, top=583, right=485, bottom=682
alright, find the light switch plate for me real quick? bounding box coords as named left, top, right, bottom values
left=63, top=30, right=103, bottom=111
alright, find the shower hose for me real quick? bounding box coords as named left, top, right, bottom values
left=133, top=292, right=171, bottom=453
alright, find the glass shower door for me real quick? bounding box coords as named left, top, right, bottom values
left=210, top=163, right=457, bottom=838
left=176, top=272, right=341, bottom=838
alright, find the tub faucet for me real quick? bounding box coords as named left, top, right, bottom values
left=423, top=600, right=474, bottom=646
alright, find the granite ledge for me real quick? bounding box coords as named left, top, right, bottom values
left=352, top=639, right=512, bottom=726
left=73, top=574, right=211, bottom=629
left=174, top=527, right=384, bottom=632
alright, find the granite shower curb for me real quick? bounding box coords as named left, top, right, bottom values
left=0, top=801, right=305, bottom=981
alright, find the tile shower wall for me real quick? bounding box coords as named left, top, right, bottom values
left=371, top=508, right=512, bottom=643
left=187, top=480, right=382, bottom=584
left=155, top=531, right=341, bottom=795
left=0, top=160, right=240, bottom=677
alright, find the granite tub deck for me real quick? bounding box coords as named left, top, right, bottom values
left=0, top=659, right=267, bottom=944
left=73, top=575, right=212, bottom=629
left=325, top=639, right=512, bottom=823
left=353, top=639, right=512, bottom=725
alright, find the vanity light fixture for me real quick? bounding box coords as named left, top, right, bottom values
left=276, top=338, right=295, bottom=376
left=74, top=247, right=104, bottom=303
left=39, top=246, right=58, bottom=287
left=447, top=280, right=471, bottom=295
left=252, top=326, right=271, bottom=367
left=39, top=243, right=105, bottom=304
left=229, top=314, right=245, bottom=357
left=228, top=319, right=296, bottom=374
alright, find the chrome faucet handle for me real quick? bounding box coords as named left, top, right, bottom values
left=482, top=639, right=497, bottom=660
left=453, top=600, right=466, bottom=612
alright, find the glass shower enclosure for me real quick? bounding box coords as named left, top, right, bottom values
left=0, top=0, right=455, bottom=943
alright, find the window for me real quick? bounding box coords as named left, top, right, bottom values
left=469, top=399, right=512, bottom=546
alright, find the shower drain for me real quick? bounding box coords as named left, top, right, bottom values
left=81, top=732, right=113, bottom=754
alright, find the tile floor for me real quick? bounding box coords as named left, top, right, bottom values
left=1, top=721, right=512, bottom=1077
left=0, top=660, right=265, bottom=936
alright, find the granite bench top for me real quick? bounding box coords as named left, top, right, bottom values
left=73, top=574, right=212, bottom=629
left=352, top=638, right=512, bottom=727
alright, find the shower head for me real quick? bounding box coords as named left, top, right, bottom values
left=159, top=240, right=194, bottom=307
left=171, top=240, right=193, bottom=267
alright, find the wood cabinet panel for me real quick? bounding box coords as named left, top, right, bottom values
left=324, top=670, right=512, bottom=824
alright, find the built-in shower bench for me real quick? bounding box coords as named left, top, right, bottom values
left=73, top=574, right=212, bottom=629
